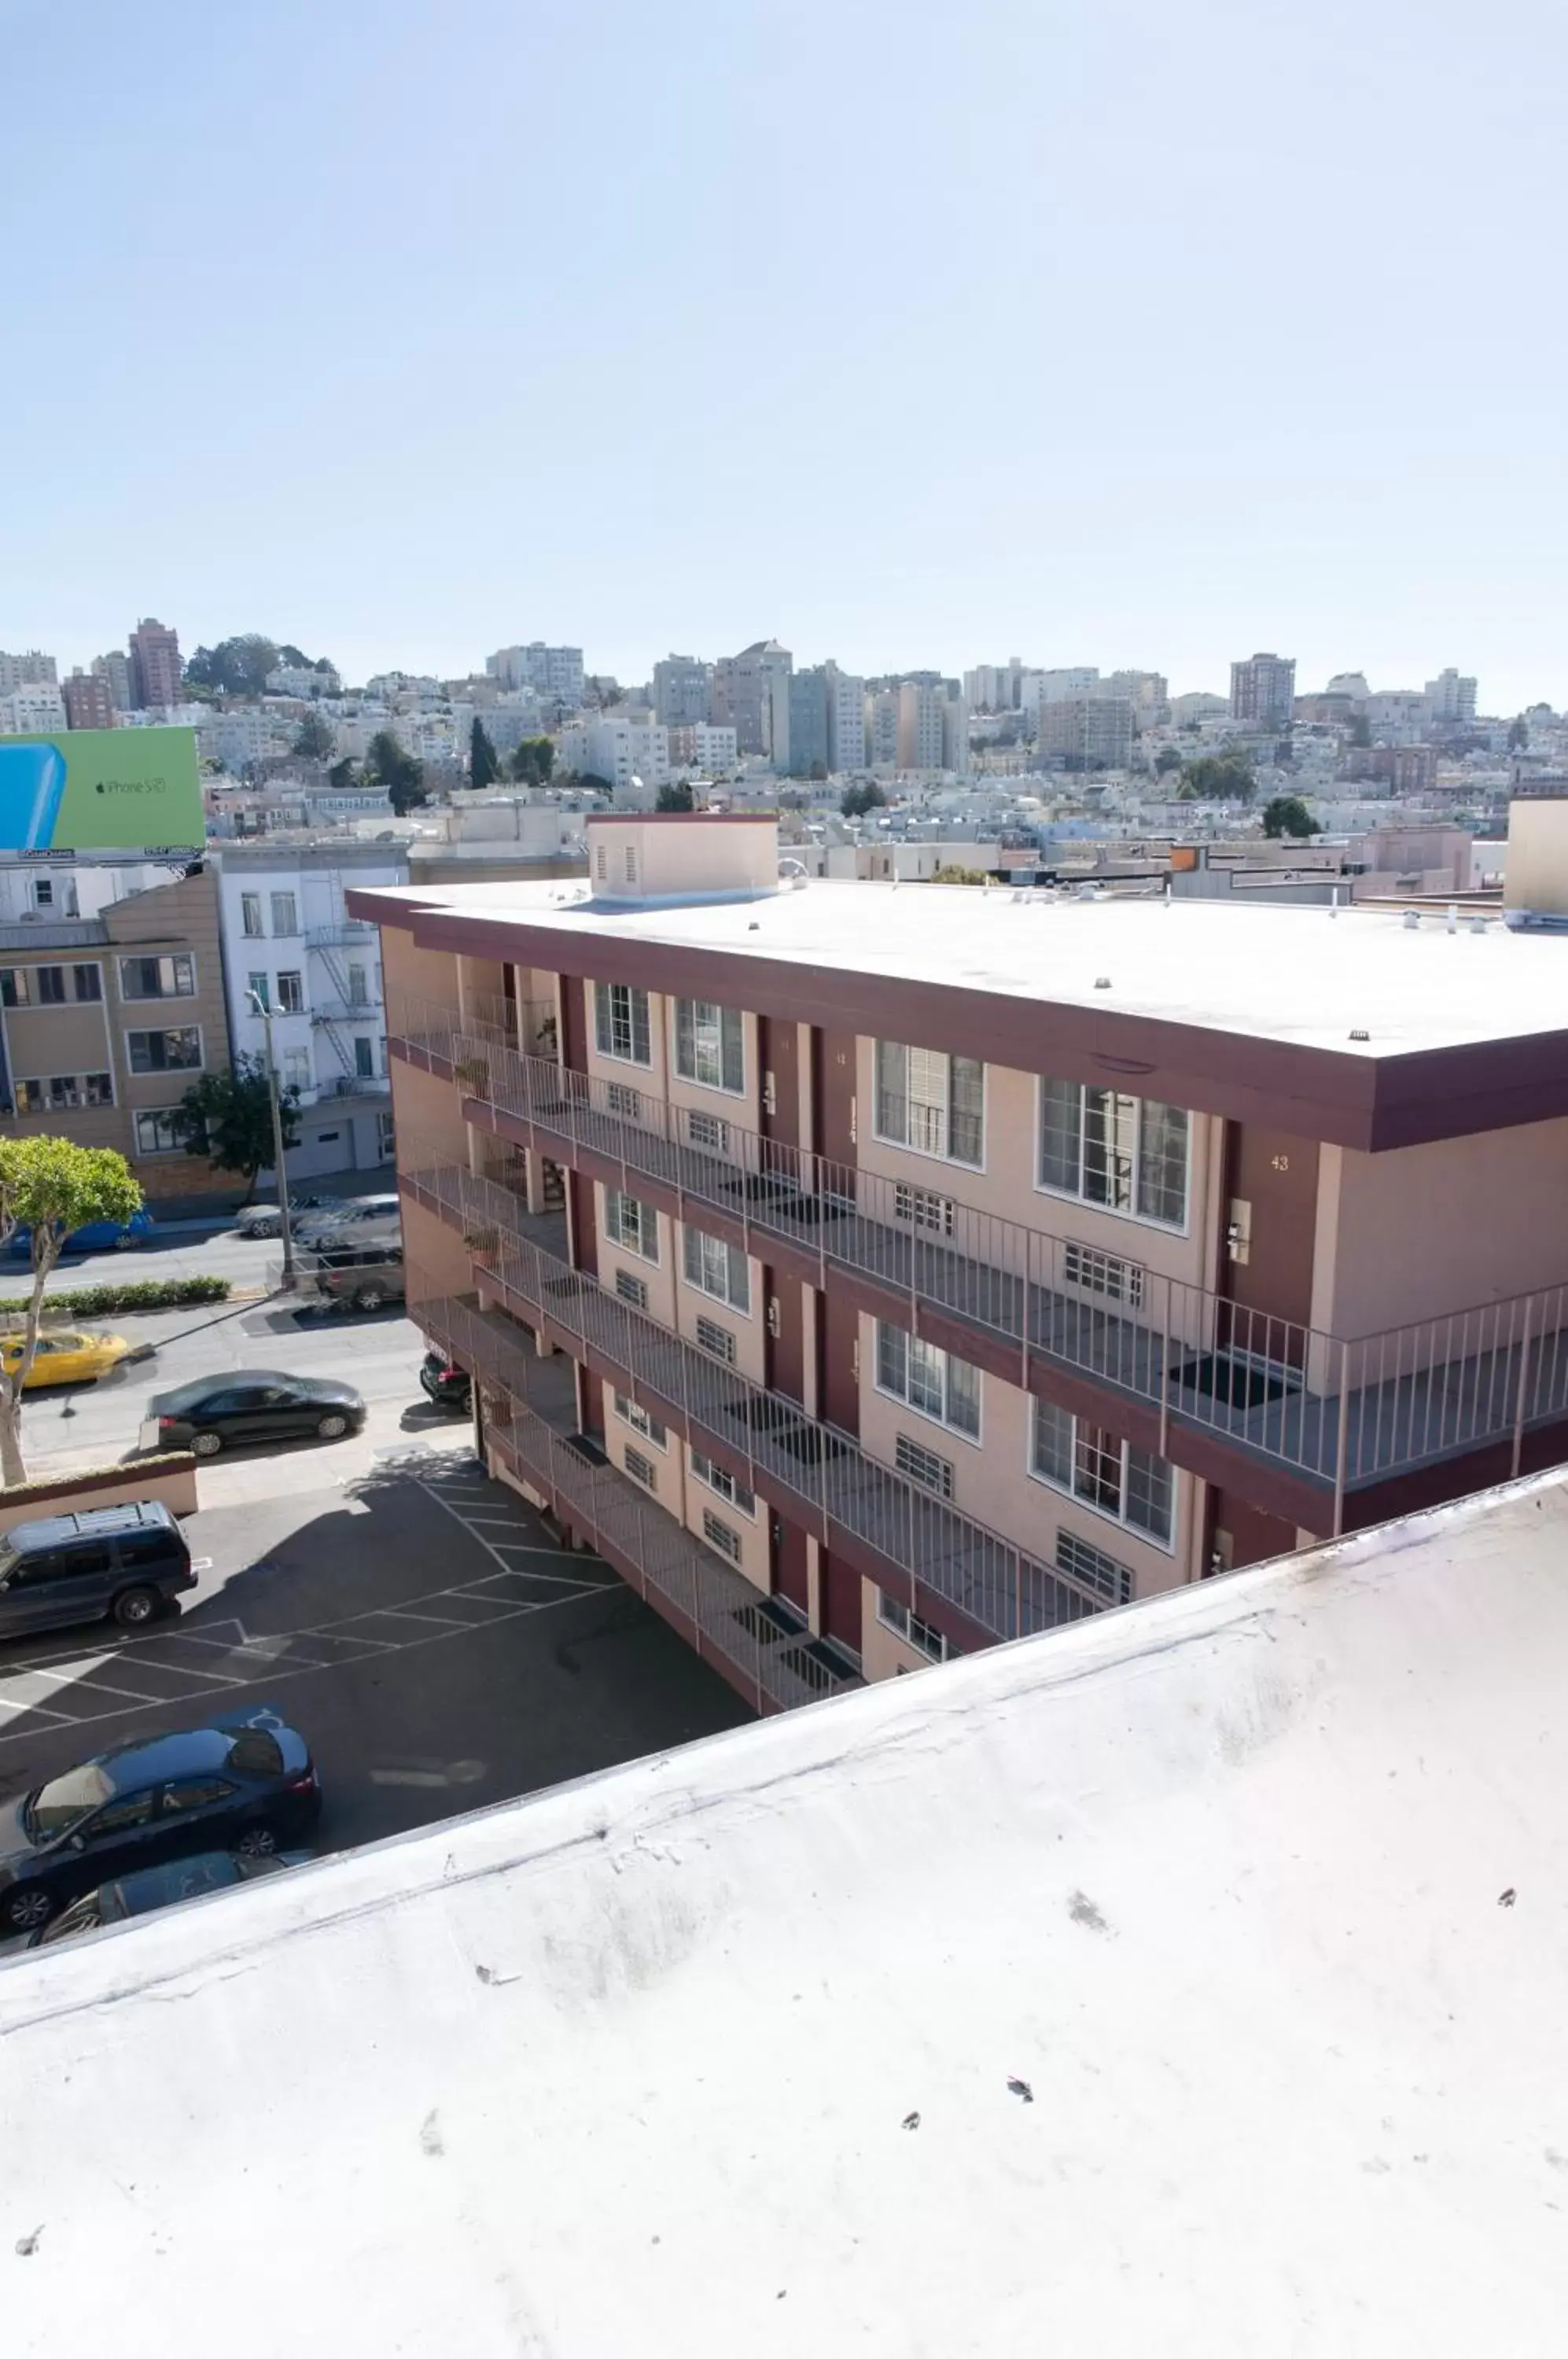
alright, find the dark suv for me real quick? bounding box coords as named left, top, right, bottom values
left=0, top=1502, right=197, bottom=1640
left=313, top=1241, right=406, bottom=1313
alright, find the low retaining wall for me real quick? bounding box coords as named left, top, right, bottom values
left=0, top=1452, right=200, bottom=1535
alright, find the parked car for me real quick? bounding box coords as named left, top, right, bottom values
left=4, top=1208, right=155, bottom=1260
left=0, top=1327, right=131, bottom=1389
left=0, top=1706, right=322, bottom=1932
left=312, top=1242, right=405, bottom=1314
left=142, top=1371, right=366, bottom=1459
left=420, top=1352, right=473, bottom=1412
left=27, top=1845, right=315, bottom=1947
left=233, top=1194, right=331, bottom=1241
left=0, top=1501, right=198, bottom=1639
left=293, top=1193, right=402, bottom=1249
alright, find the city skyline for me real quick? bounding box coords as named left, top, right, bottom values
left=4, top=0, right=1565, bottom=712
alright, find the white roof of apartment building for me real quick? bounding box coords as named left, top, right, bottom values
left=5, top=1470, right=1567, bottom=2355
left=366, top=874, right=1561, bottom=1058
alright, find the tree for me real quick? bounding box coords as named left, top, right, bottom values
left=0, top=1140, right=142, bottom=1487
left=175, top=1054, right=300, bottom=1207
left=1508, top=716, right=1529, bottom=752
left=841, top=780, right=887, bottom=819
left=327, top=756, right=359, bottom=791
left=1348, top=713, right=1372, bottom=749
left=929, top=865, right=989, bottom=885
left=293, top=709, right=336, bottom=762
left=365, top=728, right=428, bottom=815
left=656, top=781, right=695, bottom=811
left=1178, top=753, right=1256, bottom=803
left=469, top=718, right=502, bottom=789
left=1261, top=795, right=1319, bottom=839
left=183, top=635, right=278, bottom=697
left=1154, top=746, right=1183, bottom=775
left=510, top=737, right=556, bottom=787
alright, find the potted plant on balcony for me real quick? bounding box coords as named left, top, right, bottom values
left=464, top=1226, right=501, bottom=1270
left=455, top=1054, right=491, bottom=1095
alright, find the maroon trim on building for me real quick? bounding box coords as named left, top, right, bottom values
left=354, top=886, right=1568, bottom=1149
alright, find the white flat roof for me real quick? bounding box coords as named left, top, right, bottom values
left=6, top=1472, right=1568, bottom=2353
left=370, top=878, right=1563, bottom=1056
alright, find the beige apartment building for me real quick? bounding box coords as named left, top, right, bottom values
left=353, top=811, right=1568, bottom=1710
left=0, top=867, right=232, bottom=1199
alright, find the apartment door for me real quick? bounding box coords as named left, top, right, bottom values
left=813, top=1029, right=857, bottom=1187
left=772, top=1514, right=810, bottom=1614
left=819, top=1285, right=860, bottom=1435
left=820, top=1548, right=862, bottom=1650
left=558, top=975, right=589, bottom=1072
left=568, top=1170, right=598, bottom=1279
left=765, top=1271, right=806, bottom=1403
left=1219, top=1124, right=1320, bottom=1366
left=758, top=1015, right=800, bottom=1153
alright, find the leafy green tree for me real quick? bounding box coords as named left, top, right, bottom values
left=1508, top=716, right=1529, bottom=752
left=1348, top=713, right=1372, bottom=749
left=365, top=728, right=428, bottom=815
left=1154, top=746, right=1183, bottom=775
left=656, top=781, right=695, bottom=811
left=841, top=780, right=887, bottom=819
left=1261, top=794, right=1319, bottom=839
left=183, top=635, right=279, bottom=697
left=510, top=737, right=557, bottom=786
left=929, top=864, right=989, bottom=884
left=175, top=1054, right=300, bottom=1208
left=293, top=709, right=336, bottom=761
left=469, top=718, right=502, bottom=789
left=0, top=1139, right=142, bottom=1485
left=327, top=756, right=359, bottom=791
left=1178, top=753, right=1257, bottom=803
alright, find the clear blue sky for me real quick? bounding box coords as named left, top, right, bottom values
left=4, top=0, right=1562, bottom=709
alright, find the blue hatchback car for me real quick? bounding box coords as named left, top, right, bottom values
left=5, top=1208, right=156, bottom=1260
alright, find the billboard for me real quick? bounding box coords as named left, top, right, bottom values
left=0, top=727, right=202, bottom=858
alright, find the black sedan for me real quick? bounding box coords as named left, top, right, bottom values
left=0, top=1706, right=322, bottom=1933
left=420, top=1351, right=473, bottom=1412
left=28, top=1845, right=315, bottom=1948
left=143, top=1370, right=366, bottom=1459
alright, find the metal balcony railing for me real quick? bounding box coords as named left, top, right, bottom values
left=388, top=993, right=1568, bottom=1508
left=418, top=1290, right=860, bottom=1714
left=405, top=1161, right=1114, bottom=1642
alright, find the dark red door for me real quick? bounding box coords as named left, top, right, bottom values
left=559, top=975, right=589, bottom=1072
left=568, top=1170, right=598, bottom=1279
left=758, top=1016, right=801, bottom=1148
left=765, top=1271, right=806, bottom=1402
left=773, top=1514, right=810, bottom=1614
left=1219, top=1124, right=1320, bottom=1367
left=814, top=1029, right=857, bottom=1188
left=820, top=1549, right=862, bottom=1649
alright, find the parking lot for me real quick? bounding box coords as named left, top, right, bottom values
left=0, top=1367, right=752, bottom=1868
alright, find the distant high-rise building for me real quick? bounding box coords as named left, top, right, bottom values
left=896, top=683, right=948, bottom=771
left=1038, top=668, right=1100, bottom=705
left=866, top=690, right=900, bottom=767
left=652, top=654, right=712, bottom=728
left=485, top=644, right=585, bottom=706
left=62, top=670, right=115, bottom=731
left=1104, top=670, right=1169, bottom=723
left=1037, top=696, right=1135, bottom=771
left=0, top=682, right=67, bottom=734
left=92, top=650, right=134, bottom=712
left=1426, top=668, right=1478, bottom=726
left=1229, top=652, right=1296, bottom=731
left=129, top=617, right=182, bottom=710
left=786, top=668, right=830, bottom=777
left=825, top=664, right=867, bottom=772
left=0, top=650, right=57, bottom=695
left=711, top=640, right=791, bottom=766
left=942, top=690, right=970, bottom=777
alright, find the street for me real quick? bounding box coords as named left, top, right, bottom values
left=0, top=1217, right=753, bottom=1908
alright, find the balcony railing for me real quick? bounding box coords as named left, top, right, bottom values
left=391, top=993, right=1568, bottom=1510
left=406, top=1160, right=1115, bottom=1644
left=418, top=1290, right=859, bottom=1715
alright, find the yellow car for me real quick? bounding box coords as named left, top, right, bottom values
left=0, top=1329, right=132, bottom=1389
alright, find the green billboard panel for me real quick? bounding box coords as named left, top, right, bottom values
left=0, top=727, right=202, bottom=856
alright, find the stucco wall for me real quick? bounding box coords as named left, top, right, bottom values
left=381, top=929, right=458, bottom=1032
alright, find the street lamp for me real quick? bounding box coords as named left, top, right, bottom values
left=246, top=988, right=296, bottom=1290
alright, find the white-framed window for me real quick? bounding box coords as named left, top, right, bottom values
left=685, top=1109, right=730, bottom=1154
left=247, top=969, right=271, bottom=1013
left=1055, top=1526, right=1134, bottom=1606
left=690, top=1448, right=755, bottom=1515
left=874, top=1041, right=984, bottom=1168
left=1030, top=1397, right=1174, bottom=1546
left=605, top=1080, right=641, bottom=1120
left=877, top=1589, right=952, bottom=1663
left=377, top=1110, right=396, bottom=1160
left=894, top=1432, right=955, bottom=1499
left=701, top=1509, right=743, bottom=1566
left=875, top=1321, right=981, bottom=1440
left=275, top=970, right=305, bottom=1015
left=594, top=982, right=651, bottom=1066
left=241, top=892, right=263, bottom=937
left=126, top=1025, right=201, bottom=1074
left=694, top=1315, right=735, bottom=1364
left=674, top=999, right=744, bottom=1094
left=134, top=1108, right=186, bottom=1155
left=603, top=1187, right=658, bottom=1261
left=613, top=1392, right=667, bottom=1448
left=0, top=963, right=101, bottom=1007
left=270, top=890, right=299, bottom=937
left=682, top=1224, right=750, bottom=1313
left=594, top=844, right=608, bottom=883
left=120, top=953, right=195, bottom=1001
left=354, top=1036, right=375, bottom=1077
left=624, top=1444, right=657, bottom=1492
left=614, top=1268, right=649, bottom=1310
left=282, top=1047, right=311, bottom=1091
left=1037, top=1078, right=1189, bottom=1231
left=624, top=845, right=638, bottom=885
left=348, top=963, right=369, bottom=1007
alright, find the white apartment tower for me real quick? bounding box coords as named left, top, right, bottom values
left=1426, top=668, right=1478, bottom=726
left=826, top=668, right=867, bottom=772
